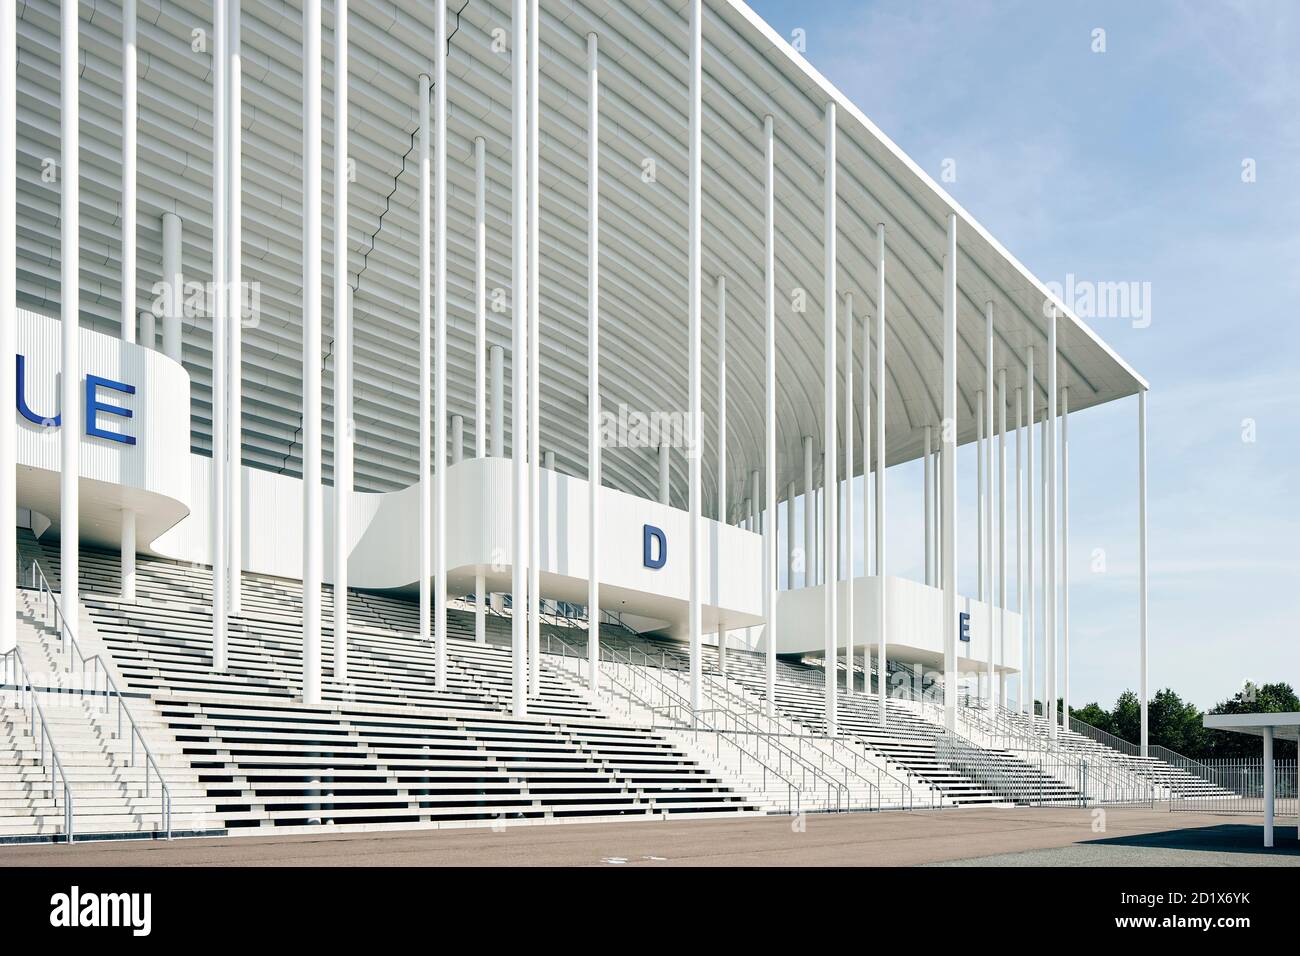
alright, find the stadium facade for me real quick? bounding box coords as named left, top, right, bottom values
left=0, top=0, right=1161, bottom=840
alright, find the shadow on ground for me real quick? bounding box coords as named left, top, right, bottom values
left=1082, top=824, right=1300, bottom=857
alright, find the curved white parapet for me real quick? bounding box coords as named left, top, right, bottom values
left=151, top=456, right=765, bottom=635
left=14, top=310, right=192, bottom=548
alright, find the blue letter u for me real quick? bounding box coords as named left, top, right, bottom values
left=15, top=354, right=60, bottom=426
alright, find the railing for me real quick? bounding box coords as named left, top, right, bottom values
left=1, top=646, right=75, bottom=841
left=1170, top=759, right=1298, bottom=815
left=20, top=559, right=172, bottom=837
left=540, top=635, right=806, bottom=814
left=933, top=731, right=1088, bottom=807
left=1068, top=714, right=1142, bottom=758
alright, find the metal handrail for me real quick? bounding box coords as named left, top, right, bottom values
left=20, top=559, right=172, bottom=837
left=1, top=646, right=75, bottom=841
left=540, top=634, right=804, bottom=814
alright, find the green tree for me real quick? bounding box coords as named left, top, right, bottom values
left=1070, top=702, right=1112, bottom=734
left=1202, top=682, right=1299, bottom=759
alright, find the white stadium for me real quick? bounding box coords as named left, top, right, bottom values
left=5, top=0, right=1218, bottom=848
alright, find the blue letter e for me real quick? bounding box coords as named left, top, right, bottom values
left=642, top=524, right=666, bottom=569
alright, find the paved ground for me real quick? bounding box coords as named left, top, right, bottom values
left=3, top=807, right=1297, bottom=866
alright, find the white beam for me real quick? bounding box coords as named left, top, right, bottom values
left=58, top=0, right=80, bottom=632
left=1046, top=306, right=1057, bottom=738
left=687, top=0, right=703, bottom=713
left=527, top=0, right=541, bottom=699
left=997, top=365, right=1007, bottom=708
left=418, top=71, right=432, bottom=684
left=228, top=0, right=243, bottom=618
left=941, top=212, right=957, bottom=731
left=763, top=114, right=776, bottom=716
left=331, top=0, right=348, bottom=683
left=875, top=223, right=886, bottom=721
left=475, top=137, right=487, bottom=460
left=301, top=0, right=323, bottom=705
left=211, top=0, right=228, bottom=670
left=1263, top=726, right=1274, bottom=847
left=434, top=0, right=448, bottom=693
left=586, top=31, right=600, bottom=690
left=1015, top=385, right=1023, bottom=712
left=717, top=273, right=727, bottom=524
left=121, top=0, right=138, bottom=603
left=843, top=291, right=853, bottom=698
left=822, top=100, right=837, bottom=736
left=1061, top=384, right=1070, bottom=726
left=510, top=0, right=528, bottom=717
left=0, top=0, right=14, bottom=658
left=984, top=302, right=994, bottom=710
left=1138, top=388, right=1148, bottom=755
left=1024, top=347, right=1034, bottom=717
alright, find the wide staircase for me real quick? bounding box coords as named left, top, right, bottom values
left=8, top=538, right=760, bottom=836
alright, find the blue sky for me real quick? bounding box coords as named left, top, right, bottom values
left=754, top=0, right=1300, bottom=709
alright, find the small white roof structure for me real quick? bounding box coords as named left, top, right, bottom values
left=1204, top=713, right=1300, bottom=741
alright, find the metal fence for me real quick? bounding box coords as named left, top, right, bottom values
left=1170, top=758, right=1298, bottom=815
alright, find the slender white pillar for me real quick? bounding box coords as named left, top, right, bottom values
left=1046, top=306, right=1057, bottom=738
left=1061, top=384, right=1070, bottom=725
left=0, top=0, right=15, bottom=658
left=874, top=223, right=886, bottom=719
left=475, top=137, right=487, bottom=460
left=716, top=274, right=727, bottom=524
left=120, top=0, right=138, bottom=602
left=1015, top=386, right=1023, bottom=711
left=228, top=0, right=243, bottom=618
left=451, top=416, right=463, bottom=464
left=1040, top=413, right=1048, bottom=718
left=803, top=436, right=814, bottom=588
left=330, top=0, right=348, bottom=682
left=434, top=0, right=449, bottom=693
left=161, top=213, right=183, bottom=362
left=984, top=302, right=994, bottom=708
left=526, top=0, right=541, bottom=699
left=976, top=390, right=984, bottom=605
left=941, top=213, right=957, bottom=731
left=417, top=72, right=432, bottom=676
left=211, top=0, right=228, bottom=669
left=1024, top=347, right=1034, bottom=716
left=586, top=31, right=600, bottom=688
left=510, top=0, right=528, bottom=716
left=843, top=292, right=853, bottom=697
left=491, top=345, right=504, bottom=457
left=923, top=425, right=933, bottom=586
left=784, top=483, right=795, bottom=588
left=1263, top=727, right=1274, bottom=847
left=1138, top=388, right=1148, bottom=755
left=763, top=113, right=776, bottom=715
left=686, top=0, right=703, bottom=713
left=139, top=310, right=155, bottom=350
left=997, top=366, right=1007, bottom=707
left=750, top=471, right=760, bottom=534
left=301, top=0, right=323, bottom=705
left=59, top=0, right=81, bottom=638
left=658, top=442, right=670, bottom=505
left=822, top=101, right=838, bottom=736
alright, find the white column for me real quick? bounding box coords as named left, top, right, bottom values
left=586, top=31, right=600, bottom=688
left=941, top=212, right=957, bottom=731
left=784, top=482, right=795, bottom=590
left=331, top=0, right=348, bottom=682
left=301, top=0, right=323, bottom=706
left=59, top=0, right=80, bottom=639
left=475, top=137, right=487, bottom=460
left=686, top=0, right=703, bottom=713
left=1263, top=727, right=1274, bottom=848
left=822, top=101, right=838, bottom=736
left=1024, top=347, right=1034, bottom=716
left=1061, top=384, right=1070, bottom=725
left=1040, top=411, right=1048, bottom=719
left=1015, top=385, right=1023, bottom=711
left=451, top=416, right=463, bottom=465
left=843, top=292, right=854, bottom=697
left=491, top=345, right=504, bottom=457
left=228, top=0, right=243, bottom=618
left=923, top=425, right=932, bottom=586
left=763, top=113, right=776, bottom=715
left=976, top=390, right=984, bottom=607
left=750, top=471, right=760, bottom=533
left=526, top=0, right=541, bottom=699
left=874, top=223, right=886, bottom=719
left=139, top=310, right=155, bottom=350
left=1138, top=389, right=1148, bottom=755
left=418, top=71, right=432, bottom=683
left=984, top=302, right=994, bottom=708
left=716, top=274, right=727, bottom=524
left=161, top=213, right=183, bottom=362
left=803, top=436, right=814, bottom=588
left=0, top=0, right=15, bottom=658
left=434, top=0, right=449, bottom=693
left=997, top=366, right=1007, bottom=708
left=658, top=442, right=670, bottom=505
left=510, top=0, right=528, bottom=716
left=211, top=0, right=228, bottom=669
left=1046, top=306, right=1057, bottom=738
left=120, top=0, right=138, bottom=602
